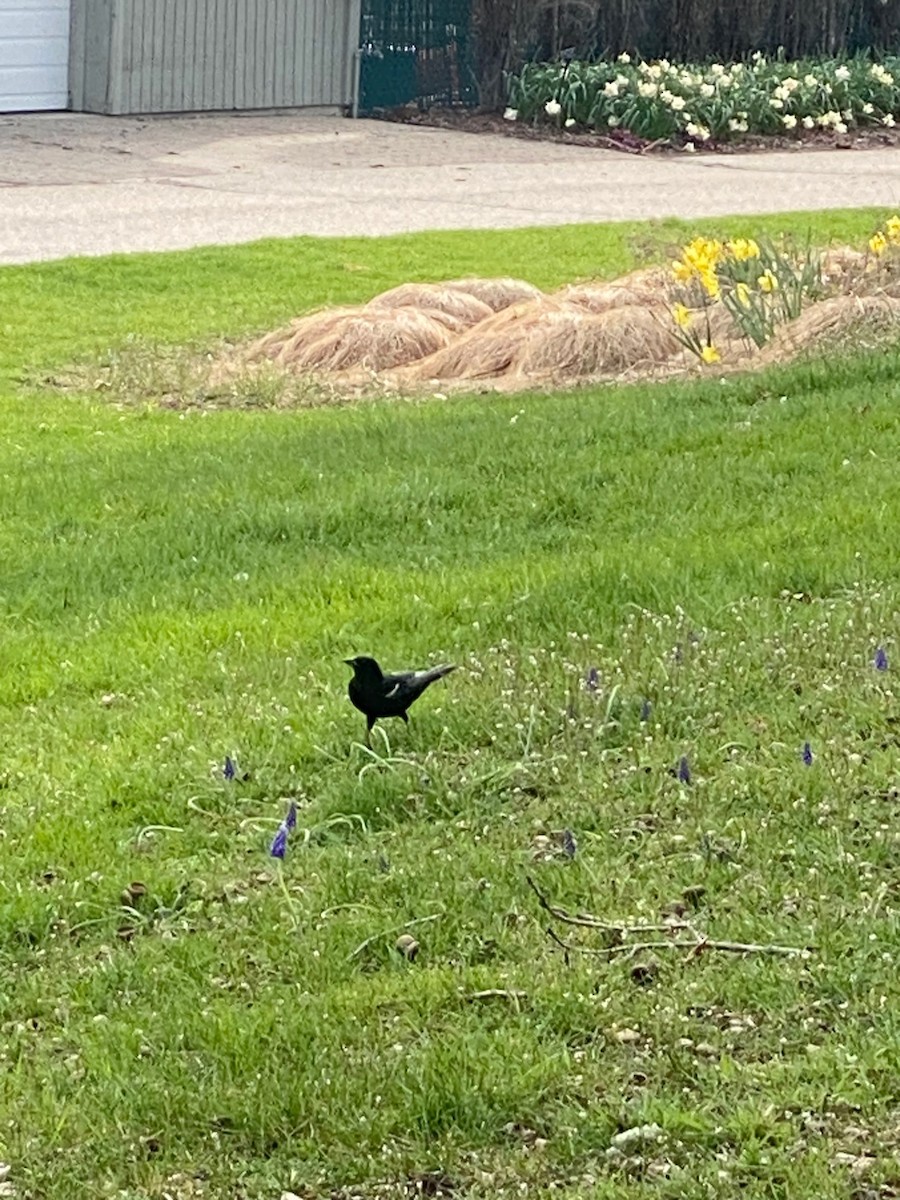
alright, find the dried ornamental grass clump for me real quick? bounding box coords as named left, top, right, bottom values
left=365, top=283, right=494, bottom=330
left=558, top=267, right=671, bottom=313
left=239, top=220, right=900, bottom=397
left=756, top=293, right=900, bottom=364
left=248, top=305, right=453, bottom=373
left=407, top=297, right=680, bottom=383
left=441, top=276, right=546, bottom=311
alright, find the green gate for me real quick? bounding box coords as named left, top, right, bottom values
left=358, top=0, right=475, bottom=113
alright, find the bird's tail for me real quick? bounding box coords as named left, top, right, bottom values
left=420, top=663, right=456, bottom=683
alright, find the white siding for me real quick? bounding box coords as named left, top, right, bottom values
left=0, top=0, right=71, bottom=111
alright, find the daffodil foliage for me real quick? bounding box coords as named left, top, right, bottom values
left=505, top=52, right=900, bottom=143
left=669, top=234, right=826, bottom=359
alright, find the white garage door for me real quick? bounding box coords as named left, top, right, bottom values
left=0, top=0, right=70, bottom=111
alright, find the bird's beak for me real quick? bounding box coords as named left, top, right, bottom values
left=343, top=658, right=355, bottom=666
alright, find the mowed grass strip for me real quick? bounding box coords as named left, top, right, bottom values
left=1, top=213, right=900, bottom=1198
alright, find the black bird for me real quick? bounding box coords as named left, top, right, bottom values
left=345, top=656, right=456, bottom=742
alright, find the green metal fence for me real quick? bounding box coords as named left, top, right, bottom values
left=358, top=0, right=475, bottom=113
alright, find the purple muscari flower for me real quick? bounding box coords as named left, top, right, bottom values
left=874, top=646, right=889, bottom=672
left=585, top=667, right=600, bottom=692
left=640, top=699, right=652, bottom=723
left=802, top=741, right=813, bottom=766
left=562, top=829, right=577, bottom=859
left=269, top=824, right=288, bottom=859
left=269, top=801, right=297, bottom=859
left=223, top=755, right=236, bottom=781
left=678, top=755, right=692, bottom=785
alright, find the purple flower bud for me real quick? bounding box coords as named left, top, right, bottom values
left=874, top=646, right=889, bottom=672
left=223, top=756, right=236, bottom=781
left=269, top=825, right=288, bottom=859
left=269, top=802, right=297, bottom=859
left=562, top=829, right=577, bottom=859
left=585, top=667, right=600, bottom=692
left=802, top=741, right=813, bottom=766
left=678, top=756, right=692, bottom=785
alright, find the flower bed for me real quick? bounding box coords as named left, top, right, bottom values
left=505, top=53, right=900, bottom=148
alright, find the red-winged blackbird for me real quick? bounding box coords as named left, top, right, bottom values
left=345, top=656, right=455, bottom=742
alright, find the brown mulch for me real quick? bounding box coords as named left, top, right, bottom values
left=377, top=104, right=900, bottom=156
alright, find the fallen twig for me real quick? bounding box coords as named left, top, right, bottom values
left=464, top=989, right=528, bottom=1003
left=544, top=929, right=811, bottom=960
left=528, top=877, right=812, bottom=960
left=348, top=912, right=443, bottom=961
left=525, top=875, right=689, bottom=934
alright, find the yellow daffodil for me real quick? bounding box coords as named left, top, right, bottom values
left=735, top=281, right=751, bottom=306
left=699, top=268, right=721, bottom=299
left=886, top=215, right=900, bottom=241
left=727, top=237, right=761, bottom=261
left=672, top=302, right=692, bottom=328
left=671, top=259, right=694, bottom=282
left=757, top=269, right=779, bottom=293
left=700, top=344, right=721, bottom=364
left=870, top=231, right=889, bottom=255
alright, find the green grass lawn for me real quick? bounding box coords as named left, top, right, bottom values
left=3, top=210, right=900, bottom=1200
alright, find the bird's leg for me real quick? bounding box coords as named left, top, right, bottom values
left=366, top=716, right=376, bottom=747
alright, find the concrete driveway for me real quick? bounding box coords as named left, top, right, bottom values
left=2, top=110, right=900, bottom=264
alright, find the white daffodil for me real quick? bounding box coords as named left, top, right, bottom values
left=782, top=114, right=797, bottom=129
left=544, top=99, right=562, bottom=116
left=503, top=107, right=518, bottom=121
left=834, top=65, right=851, bottom=82
left=603, top=80, right=620, bottom=97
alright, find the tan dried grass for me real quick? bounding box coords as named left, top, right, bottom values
left=406, top=298, right=679, bottom=383
left=366, top=283, right=494, bottom=328
left=240, top=261, right=900, bottom=399
left=755, top=293, right=900, bottom=365
left=247, top=305, right=451, bottom=373
left=441, top=276, right=546, bottom=311
left=821, top=246, right=869, bottom=286
left=558, top=268, right=671, bottom=314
